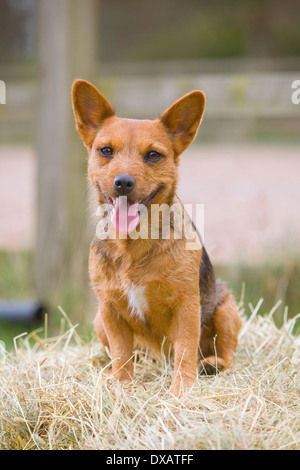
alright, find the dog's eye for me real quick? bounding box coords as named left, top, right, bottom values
left=145, top=151, right=163, bottom=162
left=98, top=147, right=114, bottom=158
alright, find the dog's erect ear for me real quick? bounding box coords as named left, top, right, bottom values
left=159, top=91, right=205, bottom=155
left=72, top=79, right=115, bottom=148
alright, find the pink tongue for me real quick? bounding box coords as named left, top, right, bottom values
left=111, top=197, right=140, bottom=234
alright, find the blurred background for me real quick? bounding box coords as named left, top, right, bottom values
left=0, top=0, right=300, bottom=347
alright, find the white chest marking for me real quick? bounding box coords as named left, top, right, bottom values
left=127, top=285, right=148, bottom=321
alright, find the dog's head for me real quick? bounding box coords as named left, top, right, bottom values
left=72, top=80, right=205, bottom=234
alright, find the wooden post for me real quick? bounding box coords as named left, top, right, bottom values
left=35, top=0, right=98, bottom=314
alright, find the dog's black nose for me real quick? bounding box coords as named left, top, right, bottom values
left=113, top=174, right=136, bottom=195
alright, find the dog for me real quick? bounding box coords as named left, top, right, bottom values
left=72, top=79, right=242, bottom=396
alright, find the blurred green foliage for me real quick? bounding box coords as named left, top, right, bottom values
left=1, top=0, right=300, bottom=65
left=99, top=0, right=300, bottom=62
left=0, top=251, right=93, bottom=350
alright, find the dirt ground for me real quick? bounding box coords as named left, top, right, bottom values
left=0, top=143, right=299, bottom=265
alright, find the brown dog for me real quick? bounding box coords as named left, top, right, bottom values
left=72, top=79, right=242, bottom=396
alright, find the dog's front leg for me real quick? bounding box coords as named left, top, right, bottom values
left=94, top=301, right=134, bottom=382
left=170, top=298, right=200, bottom=396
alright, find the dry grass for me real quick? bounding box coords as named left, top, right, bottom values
left=0, top=299, right=299, bottom=450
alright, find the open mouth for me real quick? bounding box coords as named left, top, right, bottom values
left=105, top=185, right=163, bottom=235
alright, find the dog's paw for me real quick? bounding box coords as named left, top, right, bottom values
left=199, top=356, right=226, bottom=375
left=100, top=368, right=134, bottom=385
left=170, top=376, right=196, bottom=397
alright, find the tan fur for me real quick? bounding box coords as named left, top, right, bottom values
left=199, top=289, right=242, bottom=374
left=72, top=79, right=241, bottom=396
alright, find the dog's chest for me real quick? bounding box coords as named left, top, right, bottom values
left=125, top=285, right=149, bottom=322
